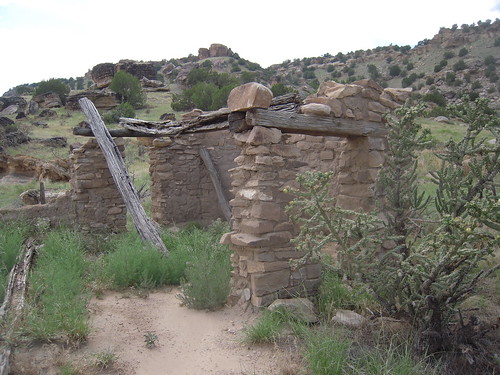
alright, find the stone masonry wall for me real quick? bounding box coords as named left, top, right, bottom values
left=69, top=138, right=127, bottom=232
left=149, top=130, right=240, bottom=225
left=224, top=128, right=386, bottom=308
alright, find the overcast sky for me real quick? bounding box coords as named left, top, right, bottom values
left=1, top=0, right=499, bottom=95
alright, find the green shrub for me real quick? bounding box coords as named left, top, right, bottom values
left=109, top=71, right=145, bottom=109
left=24, top=228, right=89, bottom=342
left=179, top=240, right=231, bottom=310
left=426, top=77, right=435, bottom=85
left=459, top=47, right=469, bottom=57
left=443, top=51, right=455, bottom=59
left=453, top=59, right=467, bottom=71
left=423, top=91, right=446, bottom=106
left=176, top=221, right=232, bottom=310
left=389, top=64, right=402, bottom=77
left=484, top=55, right=496, bottom=66
left=33, top=78, right=70, bottom=104
left=103, top=232, right=177, bottom=288
left=271, top=83, right=293, bottom=97
left=102, top=102, right=135, bottom=124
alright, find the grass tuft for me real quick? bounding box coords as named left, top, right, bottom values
left=23, top=227, right=89, bottom=342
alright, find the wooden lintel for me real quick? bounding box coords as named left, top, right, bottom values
left=245, top=108, right=387, bottom=137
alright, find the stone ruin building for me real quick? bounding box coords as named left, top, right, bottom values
left=0, top=79, right=411, bottom=308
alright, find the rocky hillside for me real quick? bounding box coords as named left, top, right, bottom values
left=2, top=20, right=500, bottom=117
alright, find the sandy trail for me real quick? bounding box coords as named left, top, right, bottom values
left=84, top=287, right=284, bottom=375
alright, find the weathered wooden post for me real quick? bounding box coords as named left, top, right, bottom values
left=79, top=98, right=169, bottom=256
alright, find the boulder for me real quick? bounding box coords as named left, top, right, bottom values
left=332, top=309, right=366, bottom=328
left=268, top=298, right=318, bottom=323
left=140, top=77, right=164, bottom=88
left=160, top=113, right=176, bottom=121
left=33, top=92, right=63, bottom=108
left=38, top=109, right=57, bottom=118
left=5, top=131, right=30, bottom=146
left=0, top=96, right=27, bottom=112
left=0, top=105, right=19, bottom=115
left=209, top=43, right=229, bottom=57
left=0, top=117, right=15, bottom=127
left=434, top=116, right=451, bottom=123
left=91, top=63, right=115, bottom=88
left=27, top=100, right=39, bottom=115
left=116, top=60, right=156, bottom=81
left=33, top=137, right=67, bottom=148
left=66, top=91, right=119, bottom=110
left=181, top=109, right=203, bottom=120
left=227, top=83, right=273, bottom=112
left=198, top=48, right=210, bottom=59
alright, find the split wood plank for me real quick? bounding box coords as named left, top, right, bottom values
left=199, top=148, right=232, bottom=223
left=0, top=239, right=38, bottom=375
left=79, top=98, right=169, bottom=256
left=245, top=108, right=388, bottom=137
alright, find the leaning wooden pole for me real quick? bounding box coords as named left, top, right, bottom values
left=79, top=98, right=169, bottom=256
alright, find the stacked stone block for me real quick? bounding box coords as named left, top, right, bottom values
left=149, top=130, right=239, bottom=225
left=70, top=138, right=127, bottom=232
left=227, top=126, right=323, bottom=307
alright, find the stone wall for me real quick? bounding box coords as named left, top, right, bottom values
left=224, top=125, right=386, bottom=307
left=70, top=138, right=127, bottom=232
left=0, top=138, right=127, bottom=232
left=149, top=130, right=240, bottom=225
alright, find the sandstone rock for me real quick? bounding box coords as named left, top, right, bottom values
left=325, top=84, right=362, bottom=99
left=32, top=121, right=48, bottom=127
left=33, top=92, right=63, bottom=108
left=209, top=43, right=229, bottom=57
left=0, top=117, right=14, bottom=127
left=384, top=88, right=412, bottom=104
left=434, top=116, right=451, bottom=123
left=91, top=63, right=115, bottom=88
left=5, top=131, right=30, bottom=146
left=181, top=109, right=203, bottom=120
left=66, top=91, right=119, bottom=110
left=198, top=48, right=210, bottom=59
left=0, top=105, right=18, bottom=115
left=227, top=83, right=273, bottom=112
left=38, top=109, right=57, bottom=118
left=332, top=309, right=366, bottom=328
left=300, top=103, right=332, bottom=116
left=0, top=96, right=27, bottom=112
left=159, top=113, right=176, bottom=121
left=116, top=60, right=157, bottom=81
left=27, top=100, right=39, bottom=115
left=141, top=77, right=164, bottom=88
left=268, top=298, right=318, bottom=323
left=247, top=126, right=282, bottom=145
left=20, top=189, right=40, bottom=205
left=250, top=270, right=290, bottom=296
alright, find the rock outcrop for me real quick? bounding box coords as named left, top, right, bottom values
left=66, top=91, right=119, bottom=110
left=116, top=60, right=156, bottom=81
left=198, top=43, right=231, bottom=59
left=304, top=79, right=410, bottom=122
left=91, top=63, right=116, bottom=88
left=0, top=96, right=27, bottom=113
left=32, top=92, right=63, bottom=108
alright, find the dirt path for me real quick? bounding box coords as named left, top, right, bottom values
left=11, top=288, right=297, bottom=374
left=83, top=287, right=286, bottom=375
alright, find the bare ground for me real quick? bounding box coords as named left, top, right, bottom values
left=10, top=287, right=299, bottom=375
